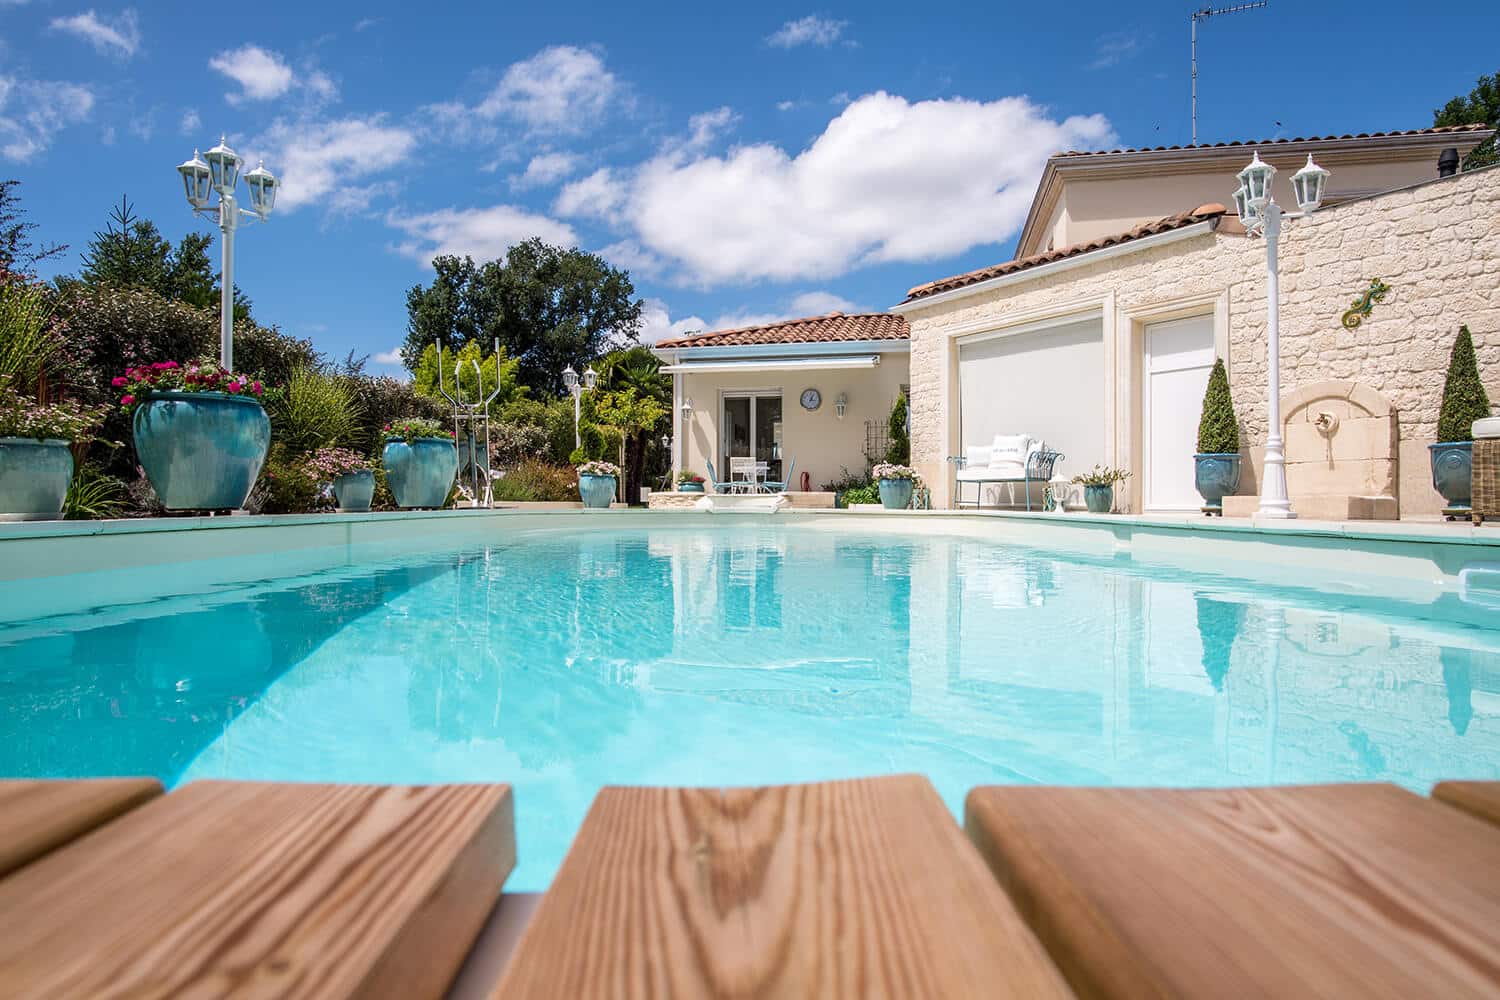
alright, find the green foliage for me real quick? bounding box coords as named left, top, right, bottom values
left=412, top=340, right=526, bottom=415
left=1071, top=465, right=1131, bottom=487
left=0, top=388, right=106, bottom=441
left=401, top=239, right=644, bottom=393
left=63, top=465, right=125, bottom=520
left=382, top=416, right=450, bottom=442
left=0, top=179, right=66, bottom=279
left=1434, top=70, right=1500, bottom=170
left=493, top=458, right=580, bottom=501
left=0, top=281, right=64, bottom=396
left=272, top=366, right=361, bottom=455
left=841, top=483, right=880, bottom=506
left=490, top=421, right=550, bottom=466
left=357, top=375, right=446, bottom=454
left=1195, top=358, right=1240, bottom=454
left=64, top=283, right=217, bottom=402
left=820, top=466, right=874, bottom=493
left=250, top=444, right=323, bottom=514
left=234, top=321, right=320, bottom=389
left=886, top=392, right=910, bottom=464
left=1437, top=325, right=1492, bottom=442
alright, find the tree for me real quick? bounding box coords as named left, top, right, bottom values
left=886, top=392, right=910, bottom=464
left=0, top=180, right=66, bottom=281
left=1196, top=358, right=1240, bottom=454
left=411, top=340, right=526, bottom=416
left=1434, top=70, right=1499, bottom=170
left=585, top=386, right=667, bottom=501
left=401, top=239, right=643, bottom=393
left=1437, top=325, right=1491, bottom=442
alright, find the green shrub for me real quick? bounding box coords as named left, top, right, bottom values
left=841, top=483, right=880, bottom=506
left=493, top=458, right=578, bottom=501
left=63, top=464, right=125, bottom=520
left=491, top=420, right=550, bottom=466
left=886, top=392, right=910, bottom=464
left=1437, top=325, right=1492, bottom=442
left=250, top=444, right=324, bottom=514
left=1196, top=358, right=1239, bottom=454
left=272, top=366, right=360, bottom=454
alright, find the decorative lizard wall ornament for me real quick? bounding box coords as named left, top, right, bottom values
left=1341, top=278, right=1391, bottom=329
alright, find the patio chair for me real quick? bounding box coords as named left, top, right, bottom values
left=704, top=460, right=744, bottom=494
left=759, top=457, right=796, bottom=494
left=729, top=456, right=761, bottom=492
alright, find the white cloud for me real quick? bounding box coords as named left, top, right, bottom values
left=512, top=151, right=579, bottom=189
left=640, top=292, right=863, bottom=345
left=353, top=17, right=381, bottom=31
left=767, top=15, right=848, bottom=48
left=638, top=298, right=706, bottom=344
left=209, top=45, right=294, bottom=102
left=776, top=99, right=799, bottom=112
left=373, top=346, right=403, bottom=365
left=388, top=204, right=578, bottom=264
left=50, top=9, right=141, bottom=58
left=558, top=91, right=1113, bottom=287
left=0, top=77, right=94, bottom=161
left=245, top=116, right=417, bottom=213
left=789, top=291, right=859, bottom=314
left=1090, top=30, right=1145, bottom=70
left=304, top=69, right=338, bottom=104
left=180, top=108, right=201, bottom=135
left=476, top=45, right=617, bottom=133
left=686, top=106, right=737, bottom=148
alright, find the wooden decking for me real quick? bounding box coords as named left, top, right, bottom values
left=2, top=775, right=1500, bottom=998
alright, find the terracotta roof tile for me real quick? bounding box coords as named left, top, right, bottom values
left=904, top=204, right=1227, bottom=302
left=1053, top=123, right=1491, bottom=159
left=654, top=311, right=909, bottom=349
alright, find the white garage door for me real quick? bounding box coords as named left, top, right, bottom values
left=1144, top=315, right=1215, bottom=511
left=958, top=318, right=1106, bottom=481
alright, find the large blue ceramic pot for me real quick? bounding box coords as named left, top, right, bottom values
left=382, top=437, right=457, bottom=509
left=1193, top=453, right=1242, bottom=515
left=332, top=469, right=375, bottom=512
left=1429, top=441, right=1473, bottom=512
left=878, top=477, right=914, bottom=510
left=578, top=473, right=616, bottom=508
left=0, top=437, right=73, bottom=519
left=133, top=392, right=270, bottom=511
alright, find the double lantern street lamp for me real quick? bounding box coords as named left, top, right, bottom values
left=1231, top=151, right=1330, bottom=520
left=176, top=136, right=278, bottom=371
left=562, top=364, right=598, bottom=451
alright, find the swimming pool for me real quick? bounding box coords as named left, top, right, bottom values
left=4, top=517, right=1500, bottom=889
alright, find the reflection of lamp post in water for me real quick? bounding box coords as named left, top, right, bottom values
left=1263, top=605, right=1284, bottom=782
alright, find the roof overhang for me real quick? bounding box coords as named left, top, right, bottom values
left=659, top=354, right=882, bottom=374
left=652, top=338, right=907, bottom=363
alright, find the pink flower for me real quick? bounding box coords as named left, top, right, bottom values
left=227, top=381, right=242, bottom=393
left=121, top=394, right=135, bottom=405
left=161, top=361, right=179, bottom=370
left=111, top=376, right=127, bottom=387
left=252, top=382, right=263, bottom=395
left=152, top=362, right=171, bottom=370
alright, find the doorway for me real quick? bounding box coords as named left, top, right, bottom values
left=722, top=393, right=783, bottom=482
left=1144, top=315, right=1215, bottom=511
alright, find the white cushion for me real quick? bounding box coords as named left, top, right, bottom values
left=989, top=434, right=1032, bottom=469
left=965, top=445, right=992, bottom=467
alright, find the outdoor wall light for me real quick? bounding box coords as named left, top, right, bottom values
left=680, top=398, right=694, bottom=416
left=835, top=392, right=847, bottom=419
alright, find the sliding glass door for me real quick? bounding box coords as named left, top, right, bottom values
left=722, top=393, right=782, bottom=482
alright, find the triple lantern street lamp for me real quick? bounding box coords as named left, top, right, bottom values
left=1231, top=151, right=1330, bottom=520
left=176, top=135, right=278, bottom=372
left=562, top=364, right=598, bottom=451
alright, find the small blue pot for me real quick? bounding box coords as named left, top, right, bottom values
left=383, top=437, right=457, bottom=509
left=1194, top=453, right=1242, bottom=514
left=579, top=473, right=616, bottom=508
left=677, top=481, right=705, bottom=493
left=0, top=437, right=74, bottom=519
left=1084, top=484, right=1114, bottom=513
left=1430, top=441, right=1473, bottom=511
left=878, top=477, right=914, bottom=510
left=133, top=392, right=270, bottom=511
left=332, top=469, right=375, bottom=512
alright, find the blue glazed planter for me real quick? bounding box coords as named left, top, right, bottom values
left=0, top=437, right=73, bottom=519
left=133, top=392, right=270, bottom=511
left=383, top=437, right=457, bottom=509
left=1430, top=441, right=1473, bottom=512
left=579, top=473, right=616, bottom=508
left=677, top=482, right=705, bottom=493
left=1084, top=484, right=1114, bottom=513
left=333, top=469, right=375, bottom=512
left=1193, top=453, right=1242, bottom=514
left=878, top=478, right=914, bottom=509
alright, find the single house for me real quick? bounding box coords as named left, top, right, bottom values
left=893, top=124, right=1498, bottom=517
left=654, top=312, right=910, bottom=493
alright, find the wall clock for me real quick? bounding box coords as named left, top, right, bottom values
left=800, top=388, right=822, bottom=411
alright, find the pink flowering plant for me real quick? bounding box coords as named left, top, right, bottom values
left=576, top=460, right=621, bottom=477
left=305, top=447, right=373, bottom=482
left=382, top=417, right=452, bottom=443
left=112, top=360, right=267, bottom=412
left=0, top=386, right=107, bottom=442
left=872, top=462, right=922, bottom=486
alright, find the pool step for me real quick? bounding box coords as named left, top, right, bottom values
left=0, top=780, right=514, bottom=999
left=493, top=774, right=1071, bottom=998
left=965, top=784, right=1500, bottom=998
left=0, top=778, right=161, bottom=877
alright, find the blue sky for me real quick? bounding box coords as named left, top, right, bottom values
left=3, top=1, right=1496, bottom=373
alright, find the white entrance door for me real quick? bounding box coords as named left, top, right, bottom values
left=1144, top=315, right=1215, bottom=511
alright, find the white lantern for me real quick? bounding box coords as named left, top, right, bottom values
left=1232, top=184, right=1261, bottom=230
left=1290, top=155, right=1330, bottom=213
left=177, top=149, right=212, bottom=208
left=243, top=160, right=278, bottom=217
left=204, top=135, right=241, bottom=193
left=562, top=366, right=579, bottom=391
left=582, top=367, right=598, bottom=390
left=1237, top=151, right=1276, bottom=210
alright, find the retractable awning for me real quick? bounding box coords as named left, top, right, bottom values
left=658, top=355, right=880, bottom=374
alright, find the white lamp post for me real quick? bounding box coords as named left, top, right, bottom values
left=562, top=364, right=598, bottom=450
left=1233, top=152, right=1329, bottom=519
left=176, top=135, right=277, bottom=371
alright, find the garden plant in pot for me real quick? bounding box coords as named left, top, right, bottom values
left=1072, top=465, right=1131, bottom=514
left=1194, top=357, right=1242, bottom=516
left=872, top=462, right=921, bottom=510
left=577, top=460, right=620, bottom=508
left=1430, top=325, right=1491, bottom=518
left=0, top=388, right=105, bottom=520
left=676, top=471, right=706, bottom=493
left=307, top=447, right=375, bottom=513
left=382, top=418, right=457, bottom=509
left=118, top=361, right=271, bottom=511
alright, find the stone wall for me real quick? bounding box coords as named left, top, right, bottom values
left=904, top=165, right=1500, bottom=515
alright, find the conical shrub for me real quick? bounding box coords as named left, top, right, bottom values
left=1437, top=325, right=1491, bottom=443
left=1196, top=357, right=1240, bottom=454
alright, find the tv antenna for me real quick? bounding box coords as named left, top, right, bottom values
left=1192, top=3, right=1267, bottom=145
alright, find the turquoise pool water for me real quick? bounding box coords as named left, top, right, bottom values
left=4, top=523, right=1500, bottom=889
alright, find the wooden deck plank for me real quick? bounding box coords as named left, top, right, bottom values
left=1433, top=781, right=1500, bottom=828
left=494, top=774, right=1072, bottom=998
left=0, top=780, right=514, bottom=999
left=966, top=784, right=1500, bottom=1000
left=0, top=778, right=161, bottom=877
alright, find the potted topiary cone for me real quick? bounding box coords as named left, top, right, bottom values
left=1430, top=325, right=1491, bottom=518
left=1193, top=358, right=1242, bottom=516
